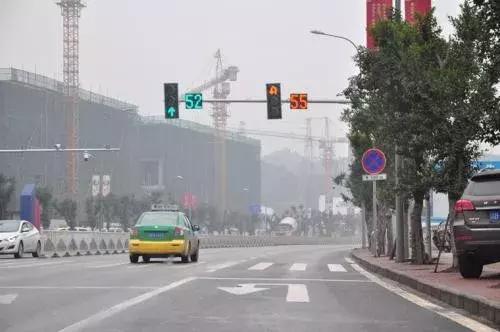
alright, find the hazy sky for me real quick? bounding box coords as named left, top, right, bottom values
left=0, top=1, right=464, bottom=157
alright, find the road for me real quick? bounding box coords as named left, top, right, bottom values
left=0, top=244, right=496, bottom=332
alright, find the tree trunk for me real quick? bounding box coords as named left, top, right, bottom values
left=386, top=213, right=394, bottom=255
left=411, top=195, right=426, bottom=264
left=365, top=212, right=373, bottom=249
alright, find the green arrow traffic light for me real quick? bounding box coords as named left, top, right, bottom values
left=164, top=83, right=179, bottom=119
left=166, top=106, right=177, bottom=118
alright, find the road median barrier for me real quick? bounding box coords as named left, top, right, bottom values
left=40, top=231, right=357, bottom=257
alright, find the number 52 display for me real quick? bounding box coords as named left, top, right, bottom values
left=185, top=93, right=203, bottom=110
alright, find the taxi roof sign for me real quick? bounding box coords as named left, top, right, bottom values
left=151, top=204, right=179, bottom=211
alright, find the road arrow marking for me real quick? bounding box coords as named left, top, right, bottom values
left=218, top=283, right=309, bottom=303
left=0, top=293, right=17, bottom=304
left=218, top=284, right=269, bottom=296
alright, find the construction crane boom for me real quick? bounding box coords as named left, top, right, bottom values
left=186, top=66, right=239, bottom=94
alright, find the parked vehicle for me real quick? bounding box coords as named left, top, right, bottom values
left=453, top=170, right=500, bottom=278
left=0, top=220, right=41, bottom=258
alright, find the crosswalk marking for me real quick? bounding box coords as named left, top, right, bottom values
left=248, top=262, right=273, bottom=271
left=206, top=260, right=247, bottom=273
left=290, top=263, right=307, bottom=271
left=328, top=264, right=347, bottom=272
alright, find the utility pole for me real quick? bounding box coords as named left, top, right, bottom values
left=394, top=0, right=405, bottom=262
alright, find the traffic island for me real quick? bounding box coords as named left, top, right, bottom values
left=351, top=248, right=500, bottom=326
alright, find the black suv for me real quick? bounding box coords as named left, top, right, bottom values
left=454, top=170, right=500, bottom=278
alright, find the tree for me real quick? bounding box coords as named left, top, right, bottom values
left=0, top=174, right=15, bottom=220
left=55, top=199, right=77, bottom=230
left=472, top=0, right=500, bottom=83
left=429, top=1, right=500, bottom=267
left=343, top=11, right=447, bottom=263
left=85, top=197, right=98, bottom=230
left=36, top=186, right=54, bottom=229
left=115, top=195, right=133, bottom=231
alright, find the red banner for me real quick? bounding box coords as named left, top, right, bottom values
left=405, top=0, right=432, bottom=24
left=366, top=0, right=393, bottom=49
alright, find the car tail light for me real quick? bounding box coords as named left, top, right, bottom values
left=130, top=228, right=138, bottom=237
left=174, top=227, right=184, bottom=236
left=454, top=199, right=475, bottom=213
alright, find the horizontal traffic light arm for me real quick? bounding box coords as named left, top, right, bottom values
left=179, top=99, right=350, bottom=105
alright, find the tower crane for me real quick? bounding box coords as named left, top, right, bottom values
left=186, top=50, right=239, bottom=223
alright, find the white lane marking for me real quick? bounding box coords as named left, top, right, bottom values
left=0, top=293, right=17, bottom=304
left=0, top=261, right=74, bottom=269
left=206, top=260, right=246, bottom=273
left=87, top=262, right=128, bottom=269
left=350, top=263, right=497, bottom=332
left=0, top=286, right=156, bottom=290
left=248, top=262, right=273, bottom=271
left=199, top=277, right=372, bottom=283
left=344, top=257, right=354, bottom=264
left=58, top=277, right=196, bottom=332
left=328, top=264, right=347, bottom=272
left=290, top=263, right=307, bottom=271
left=286, top=284, right=309, bottom=302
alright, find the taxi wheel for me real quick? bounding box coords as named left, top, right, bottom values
left=32, top=241, right=41, bottom=258
left=14, top=242, right=24, bottom=259
left=129, top=254, right=139, bottom=263
left=181, top=243, right=191, bottom=263
left=142, top=256, right=151, bottom=263
left=190, top=247, right=199, bottom=263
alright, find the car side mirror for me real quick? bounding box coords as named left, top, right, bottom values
left=192, top=225, right=200, bottom=232
left=22, top=228, right=29, bottom=233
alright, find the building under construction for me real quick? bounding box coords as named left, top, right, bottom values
left=0, top=68, right=261, bottom=218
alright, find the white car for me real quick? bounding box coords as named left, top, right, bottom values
left=0, top=220, right=41, bottom=258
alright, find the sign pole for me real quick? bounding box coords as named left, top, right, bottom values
left=373, top=180, right=378, bottom=256
left=361, top=201, right=367, bottom=248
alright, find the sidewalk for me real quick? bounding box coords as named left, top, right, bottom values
left=352, top=248, right=500, bottom=325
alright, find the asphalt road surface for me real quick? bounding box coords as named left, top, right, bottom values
left=0, top=245, right=496, bottom=332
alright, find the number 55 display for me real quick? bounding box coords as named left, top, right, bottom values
left=290, top=93, right=308, bottom=110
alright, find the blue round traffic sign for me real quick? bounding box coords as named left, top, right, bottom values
left=362, top=148, right=386, bottom=175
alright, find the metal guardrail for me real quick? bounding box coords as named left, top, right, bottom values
left=39, top=231, right=357, bottom=257
left=41, top=231, right=129, bottom=257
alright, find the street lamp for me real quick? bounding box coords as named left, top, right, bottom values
left=311, top=28, right=404, bottom=260
left=310, top=30, right=359, bottom=51
left=310, top=29, right=368, bottom=249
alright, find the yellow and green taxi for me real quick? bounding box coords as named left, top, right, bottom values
left=129, top=204, right=200, bottom=263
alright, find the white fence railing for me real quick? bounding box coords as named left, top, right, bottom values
left=40, top=231, right=358, bottom=257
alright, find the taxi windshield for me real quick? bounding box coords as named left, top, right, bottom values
left=136, top=212, right=180, bottom=226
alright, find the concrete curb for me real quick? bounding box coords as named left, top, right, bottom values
left=351, top=249, right=500, bottom=325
